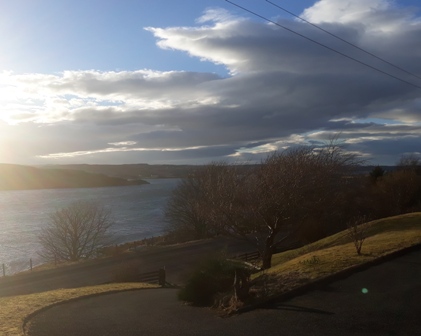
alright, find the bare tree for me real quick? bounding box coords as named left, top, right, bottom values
left=38, top=202, right=114, bottom=262
left=166, top=143, right=361, bottom=269
left=165, top=176, right=210, bottom=241
left=215, top=145, right=360, bottom=268
left=165, top=163, right=234, bottom=240
left=397, top=154, right=421, bottom=175
left=237, top=146, right=355, bottom=268
left=374, top=169, right=421, bottom=216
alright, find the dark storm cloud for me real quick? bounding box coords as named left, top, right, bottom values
left=1, top=1, right=421, bottom=164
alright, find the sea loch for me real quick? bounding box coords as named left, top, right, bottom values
left=0, top=178, right=180, bottom=274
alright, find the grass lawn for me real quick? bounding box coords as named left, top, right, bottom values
left=0, top=283, right=158, bottom=336
left=254, top=213, right=421, bottom=295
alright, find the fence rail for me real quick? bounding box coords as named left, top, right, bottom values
left=234, top=251, right=261, bottom=262
left=232, top=240, right=302, bottom=263
left=138, top=268, right=166, bottom=286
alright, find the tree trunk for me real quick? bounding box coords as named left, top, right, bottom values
left=261, top=233, right=275, bottom=269
left=233, top=269, right=250, bottom=302
left=262, top=247, right=273, bottom=269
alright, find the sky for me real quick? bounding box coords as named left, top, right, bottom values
left=1, top=0, right=421, bottom=166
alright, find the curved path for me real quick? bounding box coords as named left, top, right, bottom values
left=0, top=237, right=253, bottom=297
left=26, top=250, right=421, bottom=336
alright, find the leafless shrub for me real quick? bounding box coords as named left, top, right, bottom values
left=374, top=169, right=421, bottom=216
left=397, top=154, right=421, bottom=172
left=347, top=216, right=371, bottom=255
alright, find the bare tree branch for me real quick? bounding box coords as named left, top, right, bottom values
left=166, top=141, right=361, bottom=269
left=38, top=201, right=114, bottom=262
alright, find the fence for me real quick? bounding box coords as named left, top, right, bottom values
left=137, top=268, right=166, bottom=286
left=234, top=251, right=261, bottom=262
left=232, top=240, right=302, bottom=263
left=1, top=258, right=35, bottom=277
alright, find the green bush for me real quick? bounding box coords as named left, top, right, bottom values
left=178, top=255, right=247, bottom=306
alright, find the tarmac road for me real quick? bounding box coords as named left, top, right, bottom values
left=25, top=249, right=421, bottom=336
left=0, top=237, right=253, bottom=297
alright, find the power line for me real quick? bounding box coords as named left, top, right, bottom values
left=266, top=0, right=421, bottom=81
left=225, top=0, right=421, bottom=89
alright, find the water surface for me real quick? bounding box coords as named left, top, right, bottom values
left=0, top=178, right=180, bottom=274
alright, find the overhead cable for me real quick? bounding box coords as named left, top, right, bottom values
left=225, top=0, right=421, bottom=89
left=266, top=0, right=421, bottom=81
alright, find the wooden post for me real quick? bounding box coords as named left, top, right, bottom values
left=2, top=263, right=5, bottom=277
left=30, top=258, right=33, bottom=271
left=233, top=269, right=250, bottom=302
left=158, top=268, right=166, bottom=287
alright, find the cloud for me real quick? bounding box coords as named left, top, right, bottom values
left=301, top=0, right=417, bottom=32
left=1, top=0, right=421, bottom=165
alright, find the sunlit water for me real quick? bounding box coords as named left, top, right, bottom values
left=0, top=178, right=180, bottom=274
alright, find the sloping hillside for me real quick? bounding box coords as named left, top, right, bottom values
left=0, top=164, right=148, bottom=190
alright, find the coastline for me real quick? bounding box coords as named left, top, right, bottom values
left=0, top=179, right=179, bottom=277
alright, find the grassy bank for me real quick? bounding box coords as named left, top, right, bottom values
left=0, top=283, right=158, bottom=336
left=253, top=213, right=421, bottom=296
left=3, top=214, right=420, bottom=334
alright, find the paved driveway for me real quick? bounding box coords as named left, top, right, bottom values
left=26, top=250, right=421, bottom=336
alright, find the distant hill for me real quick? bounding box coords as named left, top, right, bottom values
left=42, top=164, right=201, bottom=179
left=41, top=164, right=396, bottom=180
left=0, top=164, right=148, bottom=191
